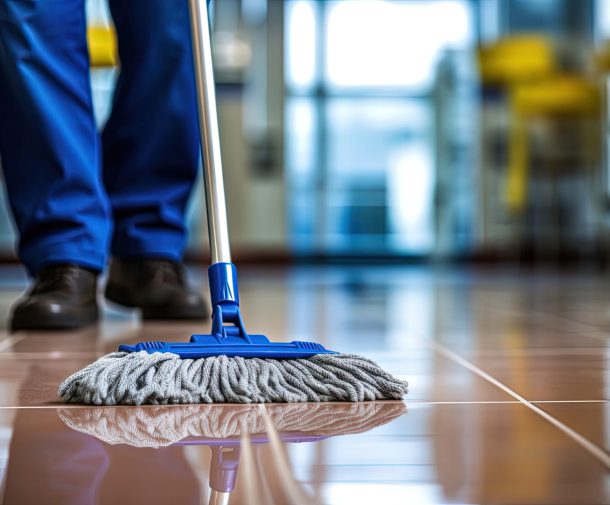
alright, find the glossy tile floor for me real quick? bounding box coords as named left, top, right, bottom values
left=1, top=264, right=610, bottom=504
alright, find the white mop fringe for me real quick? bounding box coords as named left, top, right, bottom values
left=58, top=351, right=409, bottom=405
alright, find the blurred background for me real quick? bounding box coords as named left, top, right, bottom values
left=3, top=0, right=610, bottom=266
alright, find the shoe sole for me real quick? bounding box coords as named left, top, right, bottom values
left=104, top=285, right=138, bottom=308
left=10, top=306, right=99, bottom=332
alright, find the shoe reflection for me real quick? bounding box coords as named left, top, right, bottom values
left=50, top=402, right=406, bottom=505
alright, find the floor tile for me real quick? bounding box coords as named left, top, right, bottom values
left=452, top=352, right=610, bottom=401
left=534, top=402, right=610, bottom=452
left=1, top=265, right=610, bottom=504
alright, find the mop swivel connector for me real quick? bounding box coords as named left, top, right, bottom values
left=207, top=262, right=251, bottom=342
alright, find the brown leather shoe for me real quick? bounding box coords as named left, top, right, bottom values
left=104, top=258, right=209, bottom=320
left=10, top=264, right=99, bottom=331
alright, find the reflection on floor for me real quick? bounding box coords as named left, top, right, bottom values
left=0, top=264, right=609, bottom=504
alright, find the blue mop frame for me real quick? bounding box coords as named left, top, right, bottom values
left=118, top=263, right=338, bottom=358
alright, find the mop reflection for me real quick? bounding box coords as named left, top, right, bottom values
left=54, top=402, right=406, bottom=505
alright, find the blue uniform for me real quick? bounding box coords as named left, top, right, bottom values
left=0, top=0, right=200, bottom=275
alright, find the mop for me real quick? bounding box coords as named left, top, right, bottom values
left=58, top=0, right=408, bottom=406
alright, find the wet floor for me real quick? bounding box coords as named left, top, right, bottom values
left=0, top=265, right=609, bottom=504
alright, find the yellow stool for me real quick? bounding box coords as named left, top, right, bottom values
left=478, top=35, right=555, bottom=86
left=478, top=36, right=601, bottom=212
left=87, top=26, right=118, bottom=68
left=507, top=75, right=600, bottom=211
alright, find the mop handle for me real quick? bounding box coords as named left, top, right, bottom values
left=188, top=0, right=231, bottom=265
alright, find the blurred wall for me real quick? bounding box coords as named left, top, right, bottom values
left=2, top=0, right=610, bottom=263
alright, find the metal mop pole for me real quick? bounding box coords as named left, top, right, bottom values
left=187, top=0, right=245, bottom=336
left=188, top=0, right=231, bottom=265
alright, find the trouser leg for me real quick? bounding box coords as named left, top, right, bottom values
left=0, top=0, right=110, bottom=275
left=103, top=0, right=200, bottom=261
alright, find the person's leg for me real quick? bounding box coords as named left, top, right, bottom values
left=0, top=0, right=108, bottom=329
left=102, top=0, right=207, bottom=320
left=102, top=0, right=199, bottom=261
left=0, top=0, right=110, bottom=275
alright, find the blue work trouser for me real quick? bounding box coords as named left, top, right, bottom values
left=0, top=0, right=200, bottom=275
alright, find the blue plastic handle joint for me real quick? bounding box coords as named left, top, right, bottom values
left=208, top=262, right=251, bottom=343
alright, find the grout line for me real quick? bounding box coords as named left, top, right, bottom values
left=1, top=347, right=607, bottom=360
left=431, top=341, right=610, bottom=469
left=0, top=352, right=103, bottom=359
left=464, top=348, right=610, bottom=357
left=538, top=311, right=610, bottom=335
left=534, top=400, right=608, bottom=403
left=408, top=400, right=521, bottom=404
left=1, top=399, right=608, bottom=409
left=408, top=400, right=608, bottom=405
left=570, top=332, right=609, bottom=344
left=534, top=311, right=610, bottom=344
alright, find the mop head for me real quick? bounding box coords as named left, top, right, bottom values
left=58, top=351, right=408, bottom=405
left=58, top=402, right=407, bottom=447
